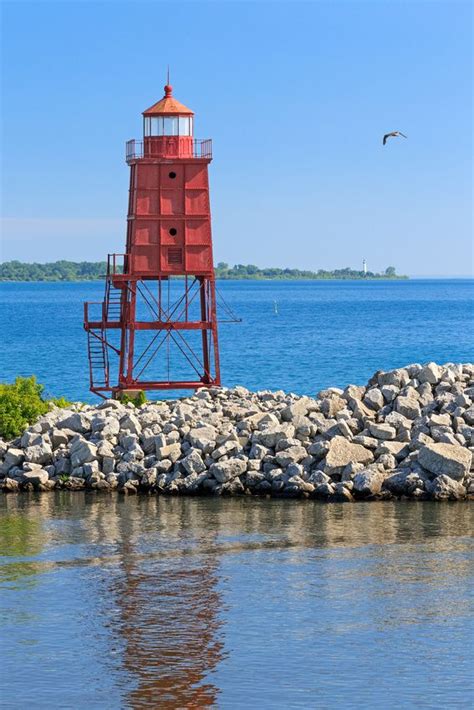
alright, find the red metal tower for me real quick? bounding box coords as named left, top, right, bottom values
left=84, top=82, right=221, bottom=398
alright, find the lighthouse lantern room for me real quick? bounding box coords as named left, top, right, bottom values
left=84, top=82, right=221, bottom=397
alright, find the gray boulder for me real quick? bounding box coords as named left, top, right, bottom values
left=418, top=362, right=441, bottom=385
left=210, top=458, right=247, bottom=483
left=427, top=475, right=466, bottom=500
left=353, top=469, right=385, bottom=497
left=156, top=443, right=181, bottom=463
left=395, top=396, right=421, bottom=420
left=57, top=412, right=91, bottom=434
left=0, top=448, right=24, bottom=474
left=275, top=445, right=307, bottom=467
left=182, top=449, right=206, bottom=475
left=120, top=413, right=141, bottom=435
left=281, top=397, right=311, bottom=421
left=324, top=436, right=374, bottom=473
left=24, top=442, right=53, bottom=465
left=383, top=470, right=426, bottom=496
left=70, top=440, right=98, bottom=468
left=418, top=443, right=472, bottom=481
left=368, top=422, right=396, bottom=440
left=21, top=469, right=49, bottom=486
left=364, top=388, right=385, bottom=411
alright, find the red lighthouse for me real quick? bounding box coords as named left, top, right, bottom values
left=84, top=82, right=221, bottom=398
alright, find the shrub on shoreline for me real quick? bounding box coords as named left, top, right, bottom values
left=0, top=377, right=69, bottom=440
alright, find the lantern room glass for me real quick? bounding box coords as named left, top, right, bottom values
left=144, top=116, right=193, bottom=137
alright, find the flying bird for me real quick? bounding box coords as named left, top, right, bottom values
left=383, top=131, right=407, bottom=145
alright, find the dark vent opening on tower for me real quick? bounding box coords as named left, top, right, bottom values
left=168, top=248, right=183, bottom=265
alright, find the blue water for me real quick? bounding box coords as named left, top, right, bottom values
left=1, top=279, right=473, bottom=400
left=0, top=497, right=472, bottom=708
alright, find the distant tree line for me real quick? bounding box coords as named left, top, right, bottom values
left=0, top=260, right=108, bottom=281
left=214, top=263, right=406, bottom=280
left=0, top=260, right=407, bottom=282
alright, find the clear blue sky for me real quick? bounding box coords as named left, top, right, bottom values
left=1, top=0, right=472, bottom=275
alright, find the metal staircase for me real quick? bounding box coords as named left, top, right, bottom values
left=105, top=279, right=123, bottom=321
left=84, top=255, right=126, bottom=396
left=87, top=328, right=109, bottom=391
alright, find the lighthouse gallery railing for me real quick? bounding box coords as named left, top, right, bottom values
left=126, top=138, right=212, bottom=163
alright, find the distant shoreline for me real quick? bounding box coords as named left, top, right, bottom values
left=0, top=260, right=408, bottom=282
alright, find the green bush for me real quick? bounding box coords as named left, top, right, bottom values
left=118, top=390, right=147, bottom=407
left=0, top=376, right=70, bottom=440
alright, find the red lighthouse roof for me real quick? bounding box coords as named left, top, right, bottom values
left=142, top=84, right=194, bottom=116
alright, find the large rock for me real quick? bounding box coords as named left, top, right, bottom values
left=383, top=470, right=426, bottom=496
left=70, top=440, right=98, bottom=468
left=212, top=440, right=239, bottom=459
left=245, top=412, right=279, bottom=430
left=353, top=469, right=385, bottom=497
left=324, top=436, right=373, bottom=473
left=21, top=469, right=49, bottom=486
left=57, top=412, right=91, bottom=434
left=51, top=429, right=70, bottom=449
left=395, top=396, right=421, bottom=420
left=377, top=369, right=409, bottom=388
left=418, top=443, right=472, bottom=481
left=187, top=426, right=217, bottom=451
left=427, top=475, right=466, bottom=500
left=254, top=423, right=295, bottom=448
left=320, top=395, right=346, bottom=418
left=343, top=384, right=366, bottom=402
left=368, top=422, right=396, bottom=440
left=275, top=445, right=307, bottom=468
left=209, top=458, right=247, bottom=483
left=0, top=448, right=24, bottom=474
left=307, top=440, right=330, bottom=460
left=181, top=449, right=206, bottom=475
left=463, top=406, right=474, bottom=426
left=156, top=442, right=181, bottom=463
left=24, top=442, right=53, bottom=465
left=281, top=397, right=312, bottom=422
left=21, top=430, right=42, bottom=448
left=418, top=362, right=441, bottom=385
left=120, top=413, right=141, bottom=435
left=375, top=441, right=410, bottom=460
left=363, top=388, right=384, bottom=411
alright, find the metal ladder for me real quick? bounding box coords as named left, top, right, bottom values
left=87, top=329, right=109, bottom=390
left=105, top=279, right=123, bottom=322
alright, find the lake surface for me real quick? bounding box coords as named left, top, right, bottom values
left=1, top=279, right=473, bottom=401
left=0, top=495, right=472, bottom=708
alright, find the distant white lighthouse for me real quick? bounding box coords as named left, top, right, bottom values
left=363, top=259, right=367, bottom=275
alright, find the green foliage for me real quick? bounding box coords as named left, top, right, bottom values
left=0, top=260, right=407, bottom=282
left=50, top=396, right=71, bottom=408
left=0, top=260, right=109, bottom=282
left=0, top=376, right=69, bottom=440
left=214, top=263, right=406, bottom=280
left=118, top=390, right=147, bottom=407
left=59, top=473, right=70, bottom=483
left=0, top=377, right=49, bottom=439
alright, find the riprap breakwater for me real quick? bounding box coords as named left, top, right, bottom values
left=1, top=362, right=473, bottom=501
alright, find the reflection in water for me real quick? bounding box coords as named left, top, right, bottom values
left=0, top=494, right=473, bottom=708
left=110, top=500, right=224, bottom=708
left=0, top=512, right=46, bottom=589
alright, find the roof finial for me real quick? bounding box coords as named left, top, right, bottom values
left=164, top=66, right=172, bottom=97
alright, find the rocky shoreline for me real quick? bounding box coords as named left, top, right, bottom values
left=1, top=362, right=473, bottom=501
